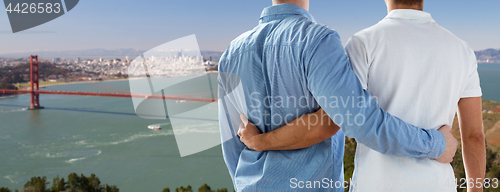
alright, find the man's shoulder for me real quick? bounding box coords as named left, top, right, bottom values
left=351, top=20, right=471, bottom=49
left=224, top=29, right=257, bottom=56
left=259, top=16, right=338, bottom=47
left=281, top=17, right=338, bottom=45
left=223, top=17, right=339, bottom=59
left=349, top=20, right=394, bottom=44
left=432, top=24, right=475, bottom=52
left=288, top=16, right=336, bottom=35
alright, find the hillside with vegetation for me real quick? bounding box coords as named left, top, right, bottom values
left=0, top=62, right=74, bottom=84
left=0, top=173, right=228, bottom=192
left=476, top=49, right=500, bottom=63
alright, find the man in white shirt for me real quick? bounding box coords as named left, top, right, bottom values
left=237, top=0, right=486, bottom=191
left=343, top=0, right=485, bottom=191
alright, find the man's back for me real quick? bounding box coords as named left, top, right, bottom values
left=218, top=4, right=345, bottom=191
left=346, top=9, right=482, bottom=192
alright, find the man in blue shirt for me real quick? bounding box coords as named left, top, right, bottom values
left=218, top=1, right=458, bottom=191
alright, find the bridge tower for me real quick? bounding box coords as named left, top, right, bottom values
left=28, top=55, right=44, bottom=110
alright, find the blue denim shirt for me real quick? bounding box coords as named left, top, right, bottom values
left=217, top=4, right=446, bottom=192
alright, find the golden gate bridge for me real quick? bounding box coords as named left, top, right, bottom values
left=0, top=55, right=216, bottom=110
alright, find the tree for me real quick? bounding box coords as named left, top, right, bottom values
left=176, top=186, right=192, bottom=192
left=343, top=138, right=357, bottom=192
left=81, top=173, right=101, bottom=192
left=67, top=172, right=81, bottom=191
left=0, top=82, right=17, bottom=90
left=102, top=184, right=119, bottom=192
left=66, top=172, right=114, bottom=192
left=23, top=176, right=48, bottom=192
left=90, top=174, right=102, bottom=191
left=198, top=184, right=211, bottom=192
left=486, top=146, right=497, bottom=173
left=1, top=173, right=118, bottom=192
left=9, top=74, right=24, bottom=84
left=50, top=175, right=66, bottom=192
left=162, top=188, right=171, bottom=192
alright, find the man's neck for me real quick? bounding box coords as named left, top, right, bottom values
left=387, top=4, right=423, bottom=13
left=272, top=0, right=309, bottom=11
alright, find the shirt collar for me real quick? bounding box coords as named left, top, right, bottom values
left=260, top=4, right=316, bottom=24
left=384, top=9, right=435, bottom=22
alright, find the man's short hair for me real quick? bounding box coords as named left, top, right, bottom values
left=393, top=0, right=423, bottom=5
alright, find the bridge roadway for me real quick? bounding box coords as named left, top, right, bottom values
left=0, top=90, right=217, bottom=103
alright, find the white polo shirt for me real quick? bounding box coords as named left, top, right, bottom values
left=345, top=9, right=482, bottom=192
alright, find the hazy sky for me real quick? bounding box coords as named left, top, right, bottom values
left=0, top=0, right=499, bottom=54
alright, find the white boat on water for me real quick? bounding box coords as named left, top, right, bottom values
left=148, top=125, right=161, bottom=130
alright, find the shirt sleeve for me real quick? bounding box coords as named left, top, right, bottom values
left=218, top=72, right=246, bottom=186
left=461, top=49, right=482, bottom=98
left=304, top=32, right=446, bottom=159
left=345, top=36, right=370, bottom=90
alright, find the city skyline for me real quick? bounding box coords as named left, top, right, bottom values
left=0, top=0, right=499, bottom=54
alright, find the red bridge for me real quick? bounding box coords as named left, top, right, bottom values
left=0, top=55, right=216, bottom=110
